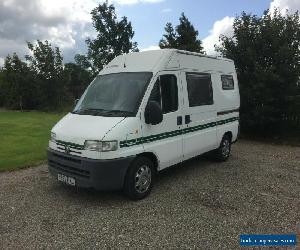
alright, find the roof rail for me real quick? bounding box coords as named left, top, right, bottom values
left=173, top=49, right=233, bottom=62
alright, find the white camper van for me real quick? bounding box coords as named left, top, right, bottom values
left=48, top=49, right=240, bottom=200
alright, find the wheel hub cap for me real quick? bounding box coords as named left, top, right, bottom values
left=222, top=140, right=230, bottom=157
left=135, top=165, right=151, bottom=193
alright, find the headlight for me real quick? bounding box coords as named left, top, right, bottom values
left=84, top=140, right=118, bottom=152
left=50, top=132, right=56, bottom=142
left=101, top=141, right=118, bottom=152
left=84, top=140, right=102, bottom=151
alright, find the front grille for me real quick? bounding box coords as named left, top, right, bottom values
left=55, top=140, right=83, bottom=156
left=49, top=153, right=90, bottom=179
left=57, top=145, right=82, bottom=155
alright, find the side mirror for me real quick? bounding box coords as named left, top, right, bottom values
left=145, top=101, right=163, bottom=125
left=74, top=99, right=79, bottom=106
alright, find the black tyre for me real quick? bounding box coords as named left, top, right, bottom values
left=214, top=134, right=231, bottom=161
left=124, top=156, right=154, bottom=200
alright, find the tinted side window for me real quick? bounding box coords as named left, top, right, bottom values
left=148, top=79, right=161, bottom=105
left=148, top=75, right=178, bottom=114
left=186, top=73, right=213, bottom=107
left=160, top=75, right=178, bottom=113
left=221, top=75, right=234, bottom=90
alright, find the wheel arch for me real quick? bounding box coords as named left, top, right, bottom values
left=223, top=131, right=233, bottom=142
left=136, top=152, right=159, bottom=173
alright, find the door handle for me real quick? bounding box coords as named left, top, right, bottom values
left=177, top=116, right=182, bottom=125
left=185, top=115, right=191, bottom=124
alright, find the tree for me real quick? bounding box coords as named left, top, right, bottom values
left=64, top=62, right=93, bottom=100
left=26, top=40, right=63, bottom=80
left=159, top=23, right=177, bottom=49
left=74, top=54, right=91, bottom=70
left=159, top=13, right=204, bottom=53
left=217, top=10, right=300, bottom=134
left=0, top=69, right=5, bottom=107
left=1, top=53, right=35, bottom=110
left=25, top=40, right=65, bottom=110
left=86, top=1, right=138, bottom=74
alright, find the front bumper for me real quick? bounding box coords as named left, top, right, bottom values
left=47, top=148, right=134, bottom=190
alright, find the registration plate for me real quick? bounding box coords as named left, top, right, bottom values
left=57, top=173, right=76, bottom=186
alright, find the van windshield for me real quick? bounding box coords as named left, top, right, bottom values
left=72, top=72, right=153, bottom=117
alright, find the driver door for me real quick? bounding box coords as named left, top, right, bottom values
left=141, top=72, right=184, bottom=170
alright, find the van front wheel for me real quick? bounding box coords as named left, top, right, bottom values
left=214, top=135, right=231, bottom=161
left=124, top=157, right=154, bottom=200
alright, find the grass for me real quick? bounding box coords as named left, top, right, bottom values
left=0, top=111, right=64, bottom=171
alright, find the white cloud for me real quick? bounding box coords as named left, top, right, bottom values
left=161, top=8, right=172, bottom=13
left=269, top=0, right=300, bottom=15
left=141, top=45, right=160, bottom=51
left=0, top=0, right=98, bottom=65
left=112, top=0, right=164, bottom=5
left=0, top=57, right=4, bottom=67
left=202, top=16, right=234, bottom=56
left=0, top=0, right=167, bottom=66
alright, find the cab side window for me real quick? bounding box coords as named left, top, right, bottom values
left=148, top=75, right=178, bottom=114
left=148, top=79, right=161, bottom=105
left=186, top=73, right=213, bottom=107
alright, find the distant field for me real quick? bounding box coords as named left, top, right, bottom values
left=0, top=111, right=63, bottom=171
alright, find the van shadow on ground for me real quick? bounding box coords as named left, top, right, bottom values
left=47, top=154, right=215, bottom=205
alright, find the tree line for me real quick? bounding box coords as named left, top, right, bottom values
left=0, top=1, right=299, bottom=135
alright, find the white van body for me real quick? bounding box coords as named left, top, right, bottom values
left=48, top=49, right=240, bottom=198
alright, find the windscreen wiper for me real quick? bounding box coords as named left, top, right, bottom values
left=72, top=108, right=107, bottom=115
left=104, top=110, right=134, bottom=116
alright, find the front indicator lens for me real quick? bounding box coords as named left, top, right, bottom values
left=50, top=132, right=56, bottom=142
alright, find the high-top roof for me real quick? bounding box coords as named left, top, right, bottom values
left=100, top=49, right=234, bottom=75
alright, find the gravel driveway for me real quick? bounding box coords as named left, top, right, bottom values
left=0, top=140, right=299, bottom=249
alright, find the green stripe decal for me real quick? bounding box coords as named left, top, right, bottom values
left=56, top=140, right=84, bottom=150
left=55, top=117, right=238, bottom=149
left=120, top=117, right=239, bottom=148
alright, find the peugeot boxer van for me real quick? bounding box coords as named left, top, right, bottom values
left=48, top=49, right=240, bottom=200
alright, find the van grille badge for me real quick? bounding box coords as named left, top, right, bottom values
left=65, top=145, right=70, bottom=154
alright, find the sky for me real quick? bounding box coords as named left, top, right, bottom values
left=0, top=0, right=299, bottom=66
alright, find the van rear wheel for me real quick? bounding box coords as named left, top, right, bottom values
left=214, top=134, right=231, bottom=161
left=124, top=156, right=154, bottom=200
